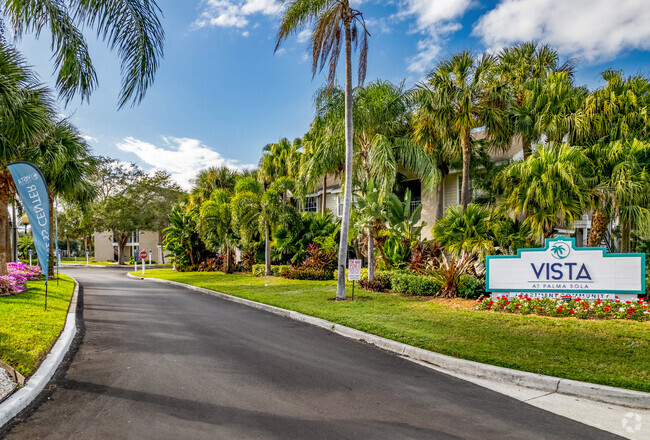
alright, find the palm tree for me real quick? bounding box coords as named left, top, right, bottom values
left=3, top=0, right=164, bottom=107
left=433, top=204, right=496, bottom=259
left=497, top=42, right=574, bottom=158
left=354, top=179, right=384, bottom=280
left=199, top=188, right=236, bottom=273
left=498, top=142, right=587, bottom=241
left=33, top=120, right=97, bottom=275
left=276, top=0, right=370, bottom=300
left=189, top=166, right=237, bottom=208
left=416, top=51, right=510, bottom=209
left=258, top=137, right=301, bottom=183
left=0, top=43, right=53, bottom=275
left=164, top=207, right=202, bottom=268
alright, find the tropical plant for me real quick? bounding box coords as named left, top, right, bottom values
left=428, top=253, right=475, bottom=298
left=354, top=179, right=384, bottom=280
left=497, top=42, right=574, bottom=158
left=199, top=188, right=237, bottom=272
left=433, top=204, right=497, bottom=259
left=3, top=0, right=164, bottom=107
left=276, top=0, right=371, bottom=300
left=189, top=166, right=238, bottom=208
left=0, top=43, right=54, bottom=275
left=497, top=142, right=587, bottom=241
left=413, top=51, right=510, bottom=208
left=258, top=137, right=302, bottom=184
left=164, top=207, right=204, bottom=269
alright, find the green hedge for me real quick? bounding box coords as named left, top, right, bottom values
left=128, top=257, right=157, bottom=265
left=390, top=272, right=442, bottom=296
left=252, top=264, right=291, bottom=277
left=282, top=267, right=334, bottom=280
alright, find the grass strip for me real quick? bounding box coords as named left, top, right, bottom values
left=0, top=275, right=75, bottom=377
left=138, top=269, right=650, bottom=392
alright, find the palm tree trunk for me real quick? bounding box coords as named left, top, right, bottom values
left=264, top=223, right=271, bottom=276
left=66, top=237, right=70, bottom=257
left=0, top=188, right=8, bottom=276
left=522, top=135, right=533, bottom=160
left=367, top=230, right=374, bottom=281
left=621, top=221, right=631, bottom=253
left=321, top=175, right=327, bottom=216
left=336, top=19, right=354, bottom=301
left=460, top=131, right=471, bottom=209
left=226, top=247, right=233, bottom=273
left=435, top=178, right=445, bottom=221
left=588, top=209, right=609, bottom=247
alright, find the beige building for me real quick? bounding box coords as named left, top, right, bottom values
left=94, top=230, right=169, bottom=262
left=302, top=133, right=592, bottom=244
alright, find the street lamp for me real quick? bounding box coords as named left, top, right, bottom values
left=21, top=214, right=29, bottom=234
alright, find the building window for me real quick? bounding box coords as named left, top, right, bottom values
left=337, top=195, right=343, bottom=217
left=303, top=196, right=318, bottom=212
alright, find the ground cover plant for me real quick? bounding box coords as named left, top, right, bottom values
left=478, top=295, right=649, bottom=321
left=0, top=274, right=75, bottom=376
left=138, top=269, right=650, bottom=392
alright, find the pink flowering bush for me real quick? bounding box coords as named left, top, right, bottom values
left=477, top=294, right=649, bottom=321
left=0, top=263, right=42, bottom=296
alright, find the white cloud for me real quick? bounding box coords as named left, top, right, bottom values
left=81, top=134, right=98, bottom=143
left=194, top=0, right=282, bottom=30
left=473, top=0, right=650, bottom=62
left=396, top=0, right=475, bottom=73
left=116, top=136, right=255, bottom=190
left=296, top=29, right=311, bottom=44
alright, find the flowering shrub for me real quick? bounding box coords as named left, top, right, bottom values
left=0, top=263, right=41, bottom=296
left=476, top=294, right=649, bottom=321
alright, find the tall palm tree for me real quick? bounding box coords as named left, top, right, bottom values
left=33, top=120, right=97, bottom=275
left=189, top=166, right=237, bottom=208
left=3, top=0, right=164, bottom=107
left=416, top=51, right=510, bottom=209
left=276, top=0, right=370, bottom=300
left=0, top=43, right=53, bottom=275
left=498, top=142, right=587, bottom=241
left=258, top=137, right=301, bottom=184
left=497, top=42, right=574, bottom=158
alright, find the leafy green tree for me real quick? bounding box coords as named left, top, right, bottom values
left=4, top=0, right=164, bottom=107
left=164, top=206, right=204, bottom=268
left=95, top=166, right=181, bottom=264
left=276, top=0, right=370, bottom=300
left=199, top=188, right=237, bottom=272
left=189, top=166, right=238, bottom=208
left=258, top=138, right=301, bottom=184
left=498, top=142, right=587, bottom=241
left=354, top=179, right=384, bottom=280
left=414, top=51, right=510, bottom=209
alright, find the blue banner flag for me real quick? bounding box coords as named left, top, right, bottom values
left=7, top=162, right=49, bottom=281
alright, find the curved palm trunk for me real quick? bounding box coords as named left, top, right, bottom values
left=367, top=229, right=374, bottom=281
left=264, top=223, right=271, bottom=276
left=321, top=175, right=327, bottom=216
left=336, top=19, right=354, bottom=301
left=460, top=131, right=471, bottom=209
left=0, top=188, right=10, bottom=274
left=621, top=221, right=631, bottom=253
left=588, top=209, right=609, bottom=247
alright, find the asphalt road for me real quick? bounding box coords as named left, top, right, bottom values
left=3, top=267, right=623, bottom=439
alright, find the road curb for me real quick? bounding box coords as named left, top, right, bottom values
left=0, top=277, right=79, bottom=428
left=129, top=273, right=650, bottom=409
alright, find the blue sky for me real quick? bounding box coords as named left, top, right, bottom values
left=14, top=0, right=650, bottom=188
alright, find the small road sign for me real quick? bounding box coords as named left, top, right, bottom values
left=348, top=259, right=362, bottom=281
left=140, top=251, right=148, bottom=259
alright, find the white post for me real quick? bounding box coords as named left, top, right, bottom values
left=142, top=254, right=145, bottom=275
left=86, top=249, right=89, bottom=266
left=29, top=252, right=32, bottom=266
left=149, top=249, right=152, bottom=266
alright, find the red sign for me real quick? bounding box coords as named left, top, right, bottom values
left=140, top=251, right=148, bottom=259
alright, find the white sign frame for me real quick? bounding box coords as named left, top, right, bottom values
left=486, top=237, right=645, bottom=299
left=348, top=259, right=362, bottom=281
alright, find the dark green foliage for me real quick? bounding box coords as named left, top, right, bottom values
left=272, top=212, right=339, bottom=265
left=359, top=271, right=391, bottom=292
left=457, top=275, right=485, bottom=299
left=252, top=264, right=291, bottom=277
left=390, top=272, right=441, bottom=296
left=127, top=257, right=156, bottom=265
left=282, top=267, right=334, bottom=281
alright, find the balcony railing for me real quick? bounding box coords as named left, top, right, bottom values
left=410, top=199, right=422, bottom=211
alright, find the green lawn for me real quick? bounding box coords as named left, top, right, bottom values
left=0, top=275, right=75, bottom=377
left=138, top=269, right=650, bottom=392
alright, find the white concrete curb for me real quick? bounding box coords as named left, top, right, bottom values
left=0, top=277, right=79, bottom=428
left=128, top=273, right=650, bottom=410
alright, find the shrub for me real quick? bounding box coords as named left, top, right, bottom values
left=197, top=255, right=224, bottom=272
left=282, top=267, right=334, bottom=280
left=428, top=254, right=474, bottom=298
left=302, top=243, right=337, bottom=272
left=358, top=271, right=391, bottom=292
left=457, top=275, right=485, bottom=299
left=252, top=264, right=291, bottom=277
left=389, top=272, right=441, bottom=296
